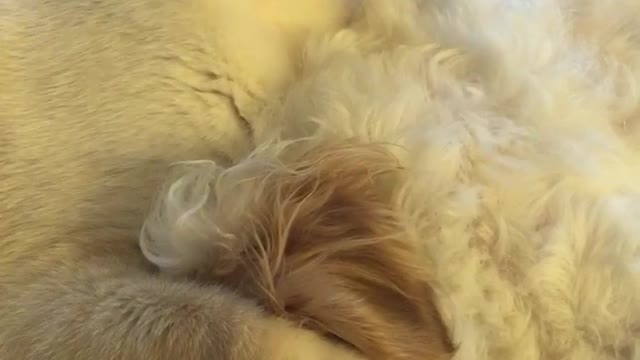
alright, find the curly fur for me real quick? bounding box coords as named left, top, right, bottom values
left=142, top=0, right=640, bottom=359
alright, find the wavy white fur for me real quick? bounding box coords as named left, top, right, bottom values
left=142, top=0, right=640, bottom=359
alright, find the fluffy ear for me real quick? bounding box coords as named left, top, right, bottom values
left=141, top=140, right=452, bottom=359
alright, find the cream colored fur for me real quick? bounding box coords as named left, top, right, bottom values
left=142, top=0, right=640, bottom=359
left=0, top=0, right=367, bottom=359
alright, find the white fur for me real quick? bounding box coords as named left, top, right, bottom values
left=142, top=0, right=640, bottom=359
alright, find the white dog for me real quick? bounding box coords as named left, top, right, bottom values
left=141, top=1, right=640, bottom=359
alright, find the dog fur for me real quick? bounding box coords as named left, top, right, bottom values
left=0, top=0, right=369, bottom=359
left=141, top=1, right=640, bottom=359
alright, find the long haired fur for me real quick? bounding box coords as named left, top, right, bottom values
left=0, top=0, right=372, bottom=358
left=140, top=139, right=453, bottom=360
left=143, top=0, right=640, bottom=359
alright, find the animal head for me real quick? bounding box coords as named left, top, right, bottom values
left=140, top=139, right=452, bottom=359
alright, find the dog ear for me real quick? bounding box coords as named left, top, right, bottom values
left=190, top=141, right=452, bottom=359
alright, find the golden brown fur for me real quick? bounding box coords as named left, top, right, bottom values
left=141, top=140, right=453, bottom=359
left=0, top=0, right=367, bottom=359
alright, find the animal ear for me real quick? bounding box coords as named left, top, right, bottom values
left=140, top=141, right=452, bottom=358
left=204, top=141, right=453, bottom=360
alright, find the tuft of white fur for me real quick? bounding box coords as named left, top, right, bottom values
left=140, top=139, right=308, bottom=274
left=142, top=1, right=640, bottom=359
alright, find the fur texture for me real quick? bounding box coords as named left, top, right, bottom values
left=0, top=0, right=366, bottom=359
left=142, top=0, right=640, bottom=359
left=140, top=140, right=452, bottom=359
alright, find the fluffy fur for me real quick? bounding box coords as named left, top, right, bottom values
left=140, top=140, right=452, bottom=359
left=0, top=0, right=367, bottom=359
left=142, top=0, right=640, bottom=359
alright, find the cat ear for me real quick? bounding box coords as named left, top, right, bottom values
left=140, top=141, right=452, bottom=359
left=207, top=141, right=452, bottom=359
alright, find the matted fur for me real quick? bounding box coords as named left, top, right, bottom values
left=141, top=140, right=452, bottom=359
